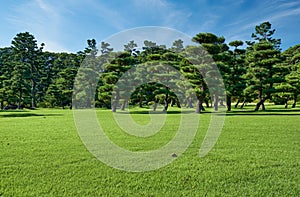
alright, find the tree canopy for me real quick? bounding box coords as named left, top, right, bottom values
left=0, top=22, right=299, bottom=111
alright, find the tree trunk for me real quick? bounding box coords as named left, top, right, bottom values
left=255, top=89, right=266, bottom=111
left=170, top=99, right=174, bottom=107
left=121, top=99, right=127, bottom=110
left=200, top=102, right=205, bottom=111
left=226, top=95, right=231, bottom=111
left=0, top=100, right=3, bottom=110
left=112, top=104, right=117, bottom=112
left=234, top=99, right=240, bottom=108
left=176, top=99, right=181, bottom=108
left=213, top=95, right=219, bottom=111
left=153, top=102, right=158, bottom=111
left=255, top=98, right=265, bottom=111
left=18, top=90, right=22, bottom=110
left=205, top=100, right=209, bottom=108
left=31, top=80, right=36, bottom=108
left=112, top=89, right=120, bottom=112
left=261, top=102, right=265, bottom=110
left=240, top=99, right=246, bottom=109
left=284, top=99, right=289, bottom=109
left=195, top=99, right=200, bottom=113
left=186, top=98, right=193, bottom=108
left=195, top=99, right=205, bottom=113
left=292, top=94, right=297, bottom=108
left=139, top=96, right=143, bottom=108
left=219, top=99, right=225, bottom=107
left=163, top=87, right=169, bottom=112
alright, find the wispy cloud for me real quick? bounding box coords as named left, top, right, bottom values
left=221, top=0, right=300, bottom=47
left=133, top=0, right=169, bottom=9
left=132, top=0, right=192, bottom=29
left=1, top=0, right=298, bottom=52
left=84, top=0, right=130, bottom=30
left=5, top=0, right=69, bottom=52
left=269, top=7, right=300, bottom=21
left=35, top=0, right=59, bottom=18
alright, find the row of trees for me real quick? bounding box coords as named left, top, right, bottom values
left=0, top=22, right=299, bottom=111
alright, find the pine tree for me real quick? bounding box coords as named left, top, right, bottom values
left=245, top=22, right=283, bottom=111
left=192, top=32, right=228, bottom=111
left=275, top=44, right=300, bottom=108
left=11, top=32, right=44, bottom=108
left=0, top=47, right=13, bottom=109
left=226, top=40, right=246, bottom=111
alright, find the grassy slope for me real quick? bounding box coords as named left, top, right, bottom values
left=0, top=107, right=299, bottom=196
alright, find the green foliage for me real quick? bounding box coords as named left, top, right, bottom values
left=275, top=44, right=300, bottom=107
left=192, top=33, right=228, bottom=111
left=249, top=21, right=281, bottom=49
left=246, top=22, right=284, bottom=111
left=10, top=32, right=44, bottom=108
left=0, top=22, right=299, bottom=111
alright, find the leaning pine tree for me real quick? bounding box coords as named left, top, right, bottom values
left=192, top=32, right=229, bottom=111
left=245, top=22, right=284, bottom=111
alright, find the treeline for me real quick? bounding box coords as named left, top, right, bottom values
left=0, top=22, right=299, bottom=112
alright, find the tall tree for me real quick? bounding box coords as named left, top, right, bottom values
left=124, top=40, right=138, bottom=56
left=0, top=47, right=13, bottom=109
left=181, top=46, right=209, bottom=113
left=171, top=39, right=184, bottom=53
left=245, top=22, right=283, bottom=111
left=100, top=41, right=113, bottom=55
left=11, top=32, right=44, bottom=108
left=46, top=53, right=80, bottom=108
left=226, top=40, right=246, bottom=111
left=192, top=32, right=228, bottom=111
left=73, top=39, right=99, bottom=108
left=275, top=44, right=300, bottom=108
left=110, top=52, right=136, bottom=112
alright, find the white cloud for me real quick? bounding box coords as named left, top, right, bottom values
left=5, top=0, right=70, bottom=52
left=133, top=0, right=169, bottom=8
left=221, top=0, right=300, bottom=46
left=132, top=0, right=192, bottom=29
left=269, top=7, right=300, bottom=21
left=105, top=26, right=194, bottom=52
left=39, top=39, right=70, bottom=52
left=35, top=0, right=58, bottom=18
left=82, top=0, right=129, bottom=30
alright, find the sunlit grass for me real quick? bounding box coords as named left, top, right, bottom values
left=0, top=106, right=299, bottom=196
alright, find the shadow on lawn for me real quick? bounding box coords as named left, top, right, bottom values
left=224, top=109, right=300, bottom=116
left=232, top=108, right=300, bottom=113
left=117, top=110, right=196, bottom=115
left=115, top=108, right=300, bottom=116
left=0, top=113, right=63, bottom=118
left=224, top=113, right=300, bottom=116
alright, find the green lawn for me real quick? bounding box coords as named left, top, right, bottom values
left=0, top=106, right=299, bottom=196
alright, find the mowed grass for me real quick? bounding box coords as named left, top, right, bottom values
left=0, top=106, right=299, bottom=196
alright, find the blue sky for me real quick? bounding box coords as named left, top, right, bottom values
left=1, top=0, right=299, bottom=52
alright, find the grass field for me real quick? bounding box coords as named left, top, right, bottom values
left=0, top=106, right=299, bottom=196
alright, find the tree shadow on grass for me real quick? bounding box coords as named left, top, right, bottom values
left=116, top=110, right=196, bottom=115
left=224, top=109, right=300, bottom=116
left=224, top=113, right=300, bottom=116
left=103, top=107, right=300, bottom=116
left=0, top=113, right=63, bottom=118
left=232, top=108, right=300, bottom=113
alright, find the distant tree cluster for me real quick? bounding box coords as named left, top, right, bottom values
left=0, top=22, right=299, bottom=111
